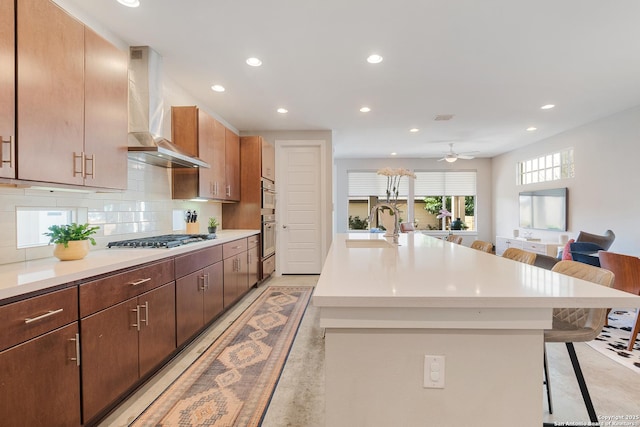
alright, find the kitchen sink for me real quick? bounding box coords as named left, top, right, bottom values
left=345, top=238, right=396, bottom=248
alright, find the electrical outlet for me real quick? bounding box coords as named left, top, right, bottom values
left=423, top=355, right=445, bottom=388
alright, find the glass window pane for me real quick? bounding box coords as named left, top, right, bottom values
left=17, top=208, right=76, bottom=248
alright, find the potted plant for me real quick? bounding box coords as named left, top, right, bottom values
left=44, top=223, right=100, bottom=261
left=208, top=217, right=219, bottom=234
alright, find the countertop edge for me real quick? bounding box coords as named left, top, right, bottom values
left=0, top=230, right=259, bottom=302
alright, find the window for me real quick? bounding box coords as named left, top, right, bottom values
left=16, top=207, right=85, bottom=248
left=517, top=148, right=574, bottom=185
left=414, top=171, right=476, bottom=231
left=347, top=171, right=409, bottom=230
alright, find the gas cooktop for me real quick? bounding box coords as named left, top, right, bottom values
left=107, top=234, right=216, bottom=249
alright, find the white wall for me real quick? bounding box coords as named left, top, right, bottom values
left=334, top=157, right=493, bottom=243
left=492, top=106, right=640, bottom=254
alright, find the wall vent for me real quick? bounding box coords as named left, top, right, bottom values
left=434, top=114, right=454, bottom=121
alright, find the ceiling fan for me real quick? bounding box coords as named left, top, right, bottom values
left=437, top=143, right=478, bottom=163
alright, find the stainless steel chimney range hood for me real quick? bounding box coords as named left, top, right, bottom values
left=127, top=46, right=210, bottom=169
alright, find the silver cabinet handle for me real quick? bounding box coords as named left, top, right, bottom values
left=24, top=308, right=64, bottom=324
left=199, top=274, right=206, bottom=291
left=204, top=273, right=210, bottom=290
left=69, top=333, right=81, bottom=367
left=132, top=306, right=141, bottom=331
left=128, top=278, right=151, bottom=286
left=0, top=136, right=13, bottom=168
left=73, top=152, right=83, bottom=177
left=140, top=302, right=149, bottom=327
left=226, top=185, right=231, bottom=197
left=84, top=153, right=95, bottom=178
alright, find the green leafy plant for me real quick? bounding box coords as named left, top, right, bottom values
left=44, top=223, right=99, bottom=247
left=208, top=217, right=219, bottom=228
left=348, top=215, right=368, bottom=230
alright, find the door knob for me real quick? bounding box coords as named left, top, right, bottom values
left=282, top=225, right=287, bottom=229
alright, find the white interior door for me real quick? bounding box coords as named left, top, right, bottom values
left=278, top=144, right=322, bottom=274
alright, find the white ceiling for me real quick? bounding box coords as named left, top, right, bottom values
left=57, top=0, right=640, bottom=159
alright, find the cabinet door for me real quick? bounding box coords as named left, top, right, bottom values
left=17, top=0, right=85, bottom=185
left=197, top=110, right=215, bottom=197
left=211, top=118, right=226, bottom=198
left=138, top=282, right=176, bottom=377
left=0, top=322, right=81, bottom=427
left=175, top=270, right=205, bottom=347
left=0, top=0, right=15, bottom=179
left=248, top=245, right=260, bottom=288
left=225, top=127, right=240, bottom=201
left=203, top=262, right=224, bottom=324
left=81, top=298, right=139, bottom=423
left=261, top=138, right=275, bottom=181
left=223, top=257, right=238, bottom=307
left=84, top=27, right=128, bottom=189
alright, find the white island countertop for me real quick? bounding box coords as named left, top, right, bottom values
left=313, top=233, right=640, bottom=330
left=315, top=233, right=640, bottom=426
left=0, top=230, right=259, bottom=301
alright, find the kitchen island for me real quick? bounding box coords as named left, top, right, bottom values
left=313, top=233, right=640, bottom=427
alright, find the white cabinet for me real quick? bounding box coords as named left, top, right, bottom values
left=495, top=236, right=559, bottom=257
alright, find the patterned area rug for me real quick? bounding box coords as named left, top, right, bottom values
left=132, top=286, right=313, bottom=427
left=586, top=309, right=640, bottom=373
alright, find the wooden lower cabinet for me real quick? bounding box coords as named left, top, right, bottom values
left=248, top=243, right=260, bottom=288
left=223, top=252, right=249, bottom=307
left=176, top=261, right=223, bottom=347
left=0, top=322, right=81, bottom=427
left=81, top=282, right=176, bottom=423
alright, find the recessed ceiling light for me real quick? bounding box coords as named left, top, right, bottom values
left=211, top=85, right=225, bottom=92
left=117, top=0, right=140, bottom=7
left=277, top=108, right=288, bottom=114
left=390, top=152, right=397, bottom=156
left=409, top=128, right=419, bottom=133
left=367, top=54, right=383, bottom=64
left=527, top=127, right=537, bottom=131
left=540, top=104, right=555, bottom=110
left=246, top=57, right=262, bottom=67
left=359, top=107, right=371, bottom=113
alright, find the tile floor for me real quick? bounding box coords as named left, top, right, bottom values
left=98, top=275, right=640, bottom=426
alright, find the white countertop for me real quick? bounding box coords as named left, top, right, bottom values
left=313, top=233, right=640, bottom=310
left=0, top=230, right=259, bottom=301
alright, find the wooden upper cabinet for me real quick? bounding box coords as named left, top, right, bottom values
left=171, top=106, right=238, bottom=201
left=0, top=0, right=15, bottom=179
left=171, top=106, right=211, bottom=199
left=16, top=0, right=128, bottom=189
left=225, top=128, right=240, bottom=201
left=84, top=27, right=128, bottom=190
left=17, top=0, right=85, bottom=186
left=261, top=138, right=275, bottom=182
left=211, top=118, right=226, bottom=199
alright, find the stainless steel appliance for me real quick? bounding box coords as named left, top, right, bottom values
left=261, top=214, right=276, bottom=257
left=261, top=178, right=276, bottom=210
left=107, top=234, right=215, bottom=249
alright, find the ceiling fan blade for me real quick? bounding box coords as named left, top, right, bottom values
left=458, top=155, right=475, bottom=160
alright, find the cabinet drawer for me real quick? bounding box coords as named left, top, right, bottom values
left=0, top=287, right=78, bottom=352
left=175, top=245, right=223, bottom=278
left=247, top=234, right=260, bottom=249
left=223, top=238, right=248, bottom=259
left=79, top=258, right=174, bottom=317
left=522, top=241, right=558, bottom=256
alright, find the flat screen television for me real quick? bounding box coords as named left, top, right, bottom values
left=519, top=188, right=567, bottom=231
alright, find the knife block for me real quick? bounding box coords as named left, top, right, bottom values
left=186, top=222, right=199, bottom=234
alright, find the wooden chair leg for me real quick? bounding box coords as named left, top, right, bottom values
left=627, top=309, right=640, bottom=352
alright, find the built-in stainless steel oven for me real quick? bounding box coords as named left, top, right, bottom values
left=261, top=214, right=276, bottom=257
left=261, top=178, right=276, bottom=210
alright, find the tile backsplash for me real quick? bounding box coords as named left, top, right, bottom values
left=0, top=160, right=222, bottom=265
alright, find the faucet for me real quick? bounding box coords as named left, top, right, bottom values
left=369, top=202, right=400, bottom=243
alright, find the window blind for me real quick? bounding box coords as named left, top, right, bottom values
left=348, top=171, right=410, bottom=198
left=414, top=171, right=476, bottom=196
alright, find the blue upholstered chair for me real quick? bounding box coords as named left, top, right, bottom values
left=569, top=242, right=604, bottom=267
